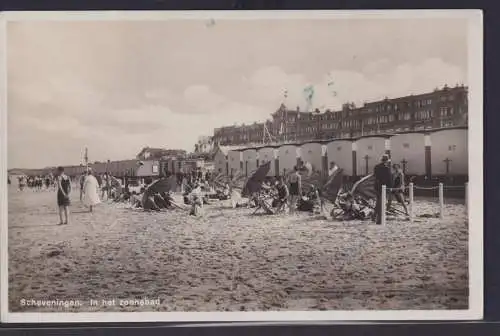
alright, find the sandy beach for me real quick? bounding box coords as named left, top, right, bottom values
left=7, top=186, right=468, bottom=312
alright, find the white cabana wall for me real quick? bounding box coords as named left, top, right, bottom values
left=355, top=136, right=387, bottom=176
left=390, top=133, right=426, bottom=175
left=242, top=149, right=257, bottom=176
left=326, top=140, right=354, bottom=176
left=278, top=145, right=298, bottom=176
left=258, top=147, right=276, bottom=176
left=430, top=128, right=468, bottom=175
left=300, top=142, right=323, bottom=173
left=228, top=150, right=242, bottom=177
left=136, top=160, right=160, bottom=177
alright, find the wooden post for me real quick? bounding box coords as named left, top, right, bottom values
left=409, top=182, right=414, bottom=223
left=439, top=182, right=444, bottom=219
left=444, top=158, right=452, bottom=175
left=381, top=185, right=387, bottom=225
left=401, top=158, right=408, bottom=175
left=352, top=149, right=357, bottom=177
left=424, top=144, right=432, bottom=179
left=364, top=155, right=370, bottom=176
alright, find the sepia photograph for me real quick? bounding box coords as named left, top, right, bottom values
left=0, top=10, right=483, bottom=322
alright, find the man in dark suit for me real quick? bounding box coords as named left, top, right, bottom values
left=373, top=154, right=392, bottom=224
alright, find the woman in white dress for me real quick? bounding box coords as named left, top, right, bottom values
left=82, top=169, right=101, bottom=213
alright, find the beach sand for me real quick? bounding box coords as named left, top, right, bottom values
left=7, top=186, right=468, bottom=312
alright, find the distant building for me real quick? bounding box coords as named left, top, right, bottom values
left=212, top=85, right=468, bottom=146
left=136, top=147, right=187, bottom=160
left=194, top=136, right=214, bottom=154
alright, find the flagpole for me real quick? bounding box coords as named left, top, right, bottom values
left=84, top=147, right=89, bottom=172
left=283, top=89, right=288, bottom=143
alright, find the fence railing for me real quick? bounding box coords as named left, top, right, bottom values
left=380, top=182, right=468, bottom=225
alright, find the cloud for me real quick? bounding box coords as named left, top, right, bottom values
left=241, top=58, right=466, bottom=113
left=6, top=19, right=468, bottom=168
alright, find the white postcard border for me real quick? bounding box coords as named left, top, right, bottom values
left=0, top=9, right=483, bottom=323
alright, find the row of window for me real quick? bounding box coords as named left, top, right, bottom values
left=440, top=107, right=455, bottom=117
left=216, top=120, right=459, bottom=144
left=367, top=99, right=433, bottom=113
left=415, top=110, right=432, bottom=120
left=215, top=108, right=464, bottom=138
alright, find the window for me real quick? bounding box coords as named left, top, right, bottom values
left=403, top=143, right=410, bottom=148
left=337, top=146, right=342, bottom=151
left=368, top=145, right=373, bottom=150
left=448, top=145, right=457, bottom=151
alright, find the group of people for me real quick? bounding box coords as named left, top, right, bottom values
left=174, top=169, right=212, bottom=193
left=55, top=167, right=102, bottom=225
left=241, top=166, right=327, bottom=216
left=373, top=154, right=409, bottom=224
left=129, top=189, right=176, bottom=212
left=48, top=156, right=407, bottom=224
left=13, top=175, right=56, bottom=191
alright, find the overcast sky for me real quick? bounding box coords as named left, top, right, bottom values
left=7, top=17, right=468, bottom=169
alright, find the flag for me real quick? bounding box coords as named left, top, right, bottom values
left=303, top=85, right=315, bottom=112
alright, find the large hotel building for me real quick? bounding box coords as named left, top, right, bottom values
left=212, top=85, right=468, bottom=146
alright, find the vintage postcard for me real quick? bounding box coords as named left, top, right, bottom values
left=0, top=10, right=483, bottom=323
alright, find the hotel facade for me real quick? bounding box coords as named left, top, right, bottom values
left=212, top=85, right=468, bottom=146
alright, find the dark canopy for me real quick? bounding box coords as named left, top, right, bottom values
left=242, top=161, right=271, bottom=198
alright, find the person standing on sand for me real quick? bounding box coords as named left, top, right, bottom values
left=373, top=154, right=392, bottom=225
left=276, top=176, right=290, bottom=213
left=79, top=174, right=86, bottom=201
left=387, top=163, right=409, bottom=217
left=55, top=166, right=71, bottom=225
left=82, top=168, right=101, bottom=213
left=288, top=166, right=302, bottom=214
